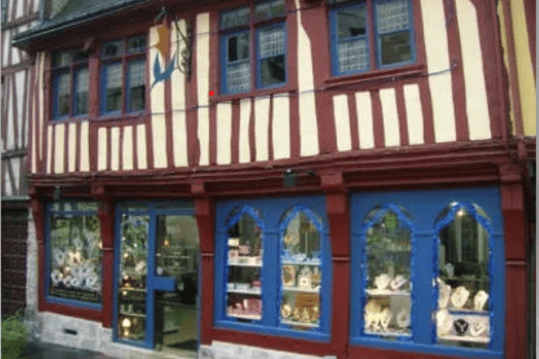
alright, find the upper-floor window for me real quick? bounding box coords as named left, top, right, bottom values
left=100, top=35, right=147, bottom=115
left=220, top=0, right=287, bottom=94
left=52, top=49, right=89, bottom=120
left=329, top=0, right=415, bottom=76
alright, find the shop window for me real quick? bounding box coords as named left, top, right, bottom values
left=361, top=205, right=413, bottom=338
left=215, top=197, right=331, bottom=341
left=100, top=35, right=147, bottom=115
left=328, top=0, right=415, bottom=76
left=220, top=0, right=287, bottom=94
left=51, top=49, right=89, bottom=119
left=46, top=202, right=102, bottom=306
left=435, top=202, right=492, bottom=349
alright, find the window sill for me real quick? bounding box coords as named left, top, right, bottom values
left=211, top=84, right=297, bottom=103
left=324, top=63, right=426, bottom=91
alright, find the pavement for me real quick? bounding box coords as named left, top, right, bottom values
left=22, top=340, right=115, bottom=359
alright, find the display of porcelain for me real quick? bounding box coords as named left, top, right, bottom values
left=380, top=308, right=392, bottom=331
left=374, top=274, right=391, bottom=290
left=453, top=318, right=469, bottom=335
left=298, top=266, right=312, bottom=289
left=282, top=265, right=296, bottom=287
left=438, top=279, right=452, bottom=309
left=281, top=303, right=292, bottom=319
left=450, top=286, right=470, bottom=309
left=396, top=308, right=410, bottom=328
left=469, top=322, right=488, bottom=337
left=436, top=309, right=453, bottom=336
left=364, top=300, right=382, bottom=330
left=444, top=262, right=455, bottom=277
left=474, top=290, right=489, bottom=311
left=390, top=275, right=408, bottom=291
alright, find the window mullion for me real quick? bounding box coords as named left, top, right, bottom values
left=250, top=3, right=256, bottom=91
left=366, top=0, right=377, bottom=70
left=69, top=63, right=75, bottom=117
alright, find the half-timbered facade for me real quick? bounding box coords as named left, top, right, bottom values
left=12, top=0, right=534, bottom=358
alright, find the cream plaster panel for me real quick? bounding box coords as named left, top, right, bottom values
left=198, top=107, right=210, bottom=166
left=68, top=123, right=76, bottom=172
left=80, top=121, right=90, bottom=172
left=217, top=103, right=232, bottom=165
left=456, top=0, right=491, bottom=140
left=255, top=97, right=270, bottom=162
left=356, top=92, right=375, bottom=149
left=420, top=0, right=456, bottom=143
left=333, top=94, right=352, bottom=152
left=403, top=84, right=424, bottom=145
left=380, top=88, right=400, bottom=147
left=512, top=0, right=536, bottom=136
left=110, top=127, right=120, bottom=171
left=272, top=94, right=290, bottom=160
left=46, top=125, right=52, bottom=174
left=172, top=112, right=188, bottom=167
left=171, top=20, right=189, bottom=168
left=171, top=19, right=187, bottom=110
left=497, top=2, right=516, bottom=135
left=97, top=128, right=107, bottom=171
left=239, top=99, right=251, bottom=163
left=122, top=126, right=134, bottom=171
left=39, top=53, right=45, bottom=162
left=152, top=115, right=168, bottom=168
left=197, top=13, right=210, bottom=107
left=137, top=124, right=147, bottom=169
left=53, top=124, right=65, bottom=174
left=149, top=26, right=166, bottom=114
left=295, top=0, right=318, bottom=157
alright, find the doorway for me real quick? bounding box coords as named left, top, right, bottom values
left=114, top=202, right=200, bottom=357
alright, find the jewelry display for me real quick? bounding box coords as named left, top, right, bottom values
left=436, top=309, right=453, bottom=336
left=380, top=308, right=392, bottom=331
left=282, top=265, right=296, bottom=287
left=437, top=279, right=451, bottom=309
left=298, top=267, right=312, bottom=289
left=450, top=286, right=469, bottom=309
left=396, top=308, right=410, bottom=328
left=281, top=303, right=292, bottom=319
left=390, top=275, right=408, bottom=291
left=453, top=318, right=469, bottom=335
left=374, top=274, right=391, bottom=290
left=469, top=322, right=488, bottom=337
left=474, top=290, right=489, bottom=311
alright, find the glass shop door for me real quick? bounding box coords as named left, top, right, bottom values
left=154, top=214, right=200, bottom=357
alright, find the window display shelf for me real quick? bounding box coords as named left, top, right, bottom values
left=227, top=287, right=262, bottom=295
left=281, top=320, right=319, bottom=328
left=282, top=260, right=321, bottom=266
left=439, top=334, right=489, bottom=344
left=119, top=311, right=146, bottom=318
left=227, top=313, right=262, bottom=320
left=447, top=308, right=488, bottom=315
left=282, top=286, right=320, bottom=293
left=365, top=329, right=411, bottom=337
left=121, top=287, right=146, bottom=292
left=366, top=289, right=410, bottom=296
left=228, top=261, right=262, bottom=267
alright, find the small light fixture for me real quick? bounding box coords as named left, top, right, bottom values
left=283, top=169, right=296, bottom=188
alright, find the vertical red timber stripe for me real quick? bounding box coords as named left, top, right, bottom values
left=395, top=85, right=409, bottom=147
left=443, top=0, right=469, bottom=142
left=89, top=122, right=98, bottom=172
left=49, top=124, right=55, bottom=174
left=371, top=90, right=385, bottom=149
left=209, top=11, right=218, bottom=167
left=186, top=14, right=199, bottom=167
left=299, top=0, right=336, bottom=154
left=145, top=33, right=155, bottom=170
left=164, top=20, right=174, bottom=169
left=524, top=0, right=536, bottom=76
left=75, top=122, right=81, bottom=172
left=231, top=100, right=240, bottom=164
left=268, top=94, right=274, bottom=161
left=21, top=69, right=28, bottom=149
left=106, top=126, right=112, bottom=171
left=63, top=121, right=69, bottom=174
left=286, top=0, right=299, bottom=158
left=132, top=123, right=138, bottom=170
left=289, top=92, right=300, bottom=158
left=347, top=92, right=360, bottom=150
left=119, top=125, right=124, bottom=171
left=248, top=97, right=256, bottom=162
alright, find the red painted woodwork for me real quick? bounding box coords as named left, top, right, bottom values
left=164, top=21, right=174, bottom=169
left=395, top=85, right=409, bottom=147
left=289, top=92, right=300, bottom=158
left=524, top=0, right=535, bottom=77
left=248, top=97, right=255, bottom=161
left=231, top=100, right=240, bottom=164
left=347, top=92, right=360, bottom=150
left=268, top=94, right=274, bottom=161
left=371, top=90, right=384, bottom=148
left=209, top=11, right=218, bottom=167
left=505, top=264, right=528, bottom=359
left=200, top=253, right=214, bottom=344
left=186, top=15, right=199, bottom=168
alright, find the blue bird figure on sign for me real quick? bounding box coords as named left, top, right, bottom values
left=152, top=53, right=176, bottom=88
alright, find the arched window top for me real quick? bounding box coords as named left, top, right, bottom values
left=225, top=205, right=264, bottom=230
left=434, top=202, right=492, bottom=234
left=280, top=206, right=323, bottom=265
left=362, top=203, right=414, bottom=233
left=279, top=205, right=323, bottom=234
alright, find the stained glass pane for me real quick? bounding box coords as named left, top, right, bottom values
left=221, top=7, right=250, bottom=30
left=227, top=62, right=250, bottom=93
left=49, top=204, right=102, bottom=303
left=363, top=208, right=412, bottom=337
left=226, top=212, right=263, bottom=322
left=128, top=36, right=146, bottom=54
left=56, top=72, right=70, bottom=117
left=436, top=204, right=490, bottom=349
left=338, top=38, right=368, bottom=73
left=128, top=60, right=145, bottom=112
left=105, top=63, right=122, bottom=112
left=227, top=32, right=250, bottom=62
left=376, top=0, right=410, bottom=34
left=380, top=31, right=412, bottom=65
left=337, top=6, right=366, bottom=39
left=75, top=68, right=89, bottom=115
left=255, top=0, right=285, bottom=21
left=258, top=26, right=285, bottom=58
left=103, top=40, right=124, bottom=58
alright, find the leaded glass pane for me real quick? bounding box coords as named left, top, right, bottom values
left=105, top=63, right=122, bottom=112
left=128, top=60, right=145, bottom=112
left=260, top=55, right=285, bottom=86
left=227, top=32, right=250, bottom=62
left=258, top=26, right=285, bottom=58
left=75, top=68, right=89, bottom=115
left=227, top=62, right=250, bottom=93
left=363, top=208, right=412, bottom=337
left=337, top=6, right=366, bottom=39
left=436, top=204, right=490, bottom=349
left=338, top=38, right=368, bottom=73
left=221, top=7, right=250, bottom=30
left=49, top=208, right=102, bottom=303
left=56, top=72, right=70, bottom=116
left=127, top=36, right=146, bottom=54
left=376, top=0, right=410, bottom=34
left=380, top=31, right=412, bottom=65
left=103, top=40, right=124, bottom=58
left=255, top=0, right=285, bottom=21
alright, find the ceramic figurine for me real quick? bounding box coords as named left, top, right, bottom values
left=451, top=286, right=470, bottom=309
left=436, top=309, right=453, bottom=336
left=380, top=308, right=392, bottom=331
left=396, top=308, right=410, bottom=328
left=469, top=321, right=488, bottom=337
left=374, top=274, right=391, bottom=290
left=390, top=275, right=408, bottom=291
left=474, top=290, right=489, bottom=311
left=282, top=265, right=296, bottom=287
left=438, top=279, right=452, bottom=309
left=281, top=303, right=292, bottom=319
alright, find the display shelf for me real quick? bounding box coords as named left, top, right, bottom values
left=446, top=308, right=488, bottom=316
left=227, top=287, right=262, bottom=295
left=227, top=313, right=262, bottom=320
left=366, top=289, right=410, bottom=296
left=282, top=286, right=320, bottom=293
left=438, top=335, right=489, bottom=344
left=281, top=320, right=319, bottom=328
left=281, top=260, right=320, bottom=266
left=228, top=261, right=262, bottom=268
left=365, top=329, right=411, bottom=337
left=119, top=311, right=146, bottom=318
left=120, top=287, right=146, bottom=292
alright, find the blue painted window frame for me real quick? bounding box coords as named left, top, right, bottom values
left=221, top=29, right=251, bottom=95
left=214, top=196, right=332, bottom=342
left=329, top=0, right=416, bottom=76
left=44, top=201, right=102, bottom=310
left=350, top=187, right=505, bottom=359
left=256, top=22, right=287, bottom=90
left=112, top=201, right=198, bottom=350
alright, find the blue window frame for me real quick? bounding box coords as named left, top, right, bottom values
left=220, top=0, right=287, bottom=95
left=100, top=36, right=147, bottom=115
left=51, top=49, right=89, bottom=120
left=215, top=196, right=332, bottom=342
left=329, top=0, right=415, bottom=76
left=45, top=201, right=102, bottom=309
left=350, top=188, right=505, bottom=359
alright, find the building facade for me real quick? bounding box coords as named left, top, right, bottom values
left=12, top=0, right=534, bottom=358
